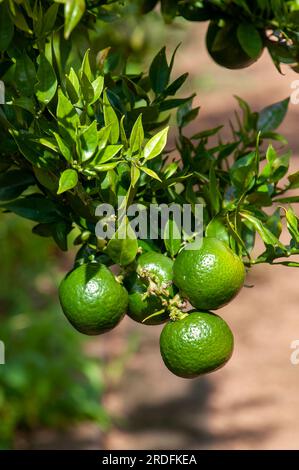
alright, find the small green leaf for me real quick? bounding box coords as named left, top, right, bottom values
left=164, top=73, right=188, bottom=97
left=57, top=88, right=80, bottom=139
left=266, top=208, right=282, bottom=238
left=97, top=125, right=112, bottom=151
left=0, top=170, right=35, bottom=201
left=140, top=166, right=162, bottom=182
left=93, top=145, right=123, bottom=164
left=257, top=98, right=290, bottom=132
left=35, top=53, right=57, bottom=104
left=143, top=127, right=169, bottom=161
left=285, top=207, right=299, bottom=242
left=120, top=116, right=128, bottom=148
left=15, top=52, right=36, bottom=96
left=65, top=68, right=80, bottom=104
left=43, top=3, right=59, bottom=35
left=13, top=97, right=35, bottom=114
left=64, top=0, right=85, bottom=39
left=103, top=90, right=119, bottom=144
left=237, top=23, right=263, bottom=58
left=131, top=166, right=140, bottom=188
left=91, top=76, right=104, bottom=104
left=1, top=195, right=60, bottom=223
left=80, top=73, right=94, bottom=104
left=230, top=151, right=257, bottom=191
left=94, top=162, right=119, bottom=172
left=130, top=114, right=144, bottom=154
left=0, top=3, right=14, bottom=51
left=53, top=132, right=73, bottom=162
left=164, top=218, right=181, bottom=257
left=206, top=216, right=230, bottom=245
left=106, top=218, right=138, bottom=266
left=80, top=121, right=98, bottom=162
left=80, top=49, right=92, bottom=81
left=241, top=211, right=285, bottom=250
left=288, top=171, right=299, bottom=189
left=149, top=47, right=170, bottom=95
left=57, top=169, right=78, bottom=194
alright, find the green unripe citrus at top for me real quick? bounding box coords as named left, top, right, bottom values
left=125, top=252, right=175, bottom=325
left=173, top=237, right=245, bottom=310
left=160, top=311, right=234, bottom=378
left=206, top=21, right=263, bottom=70
left=59, top=263, right=128, bottom=335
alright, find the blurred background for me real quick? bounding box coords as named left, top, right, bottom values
left=1, top=11, right=299, bottom=450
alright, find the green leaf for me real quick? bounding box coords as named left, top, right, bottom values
left=43, top=3, right=59, bottom=35
left=80, top=121, right=98, bottom=162
left=266, top=208, right=282, bottom=238
left=230, top=151, right=257, bottom=191
left=93, top=145, right=123, bottom=165
left=1, top=195, right=60, bottom=223
left=97, top=125, right=112, bottom=151
left=94, top=162, right=119, bottom=172
left=120, top=116, right=128, bottom=148
left=80, top=73, right=94, bottom=104
left=164, top=73, right=188, bottom=97
left=241, top=211, right=285, bottom=250
left=237, top=23, right=263, bottom=58
left=131, top=166, right=140, bottom=188
left=0, top=3, right=14, bottom=51
left=0, top=170, right=35, bottom=201
left=192, top=126, right=223, bottom=140
left=206, top=216, right=230, bottom=245
left=106, top=218, right=138, bottom=266
left=129, top=114, right=144, bottom=154
left=53, top=132, right=73, bottom=162
left=11, top=131, right=56, bottom=169
left=80, top=49, right=92, bottom=81
left=140, top=167, right=162, bottom=182
left=257, top=98, right=290, bottom=132
left=64, top=0, right=85, bottom=39
left=15, top=52, right=36, bottom=96
left=103, top=90, right=119, bottom=144
left=57, top=88, right=80, bottom=140
left=35, top=53, right=57, bottom=104
left=57, top=169, right=78, bottom=194
left=12, top=97, right=35, bottom=114
left=164, top=218, right=181, bottom=257
left=149, top=47, right=170, bottom=95
left=65, top=68, right=80, bottom=104
left=52, top=221, right=70, bottom=251
left=285, top=207, right=299, bottom=242
left=143, top=127, right=169, bottom=161
left=288, top=171, right=299, bottom=189
left=91, top=76, right=104, bottom=104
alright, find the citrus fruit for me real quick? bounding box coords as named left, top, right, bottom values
left=125, top=252, right=174, bottom=325
left=59, top=263, right=128, bottom=335
left=173, top=237, right=245, bottom=310
left=160, top=311, right=234, bottom=378
left=206, top=21, right=263, bottom=70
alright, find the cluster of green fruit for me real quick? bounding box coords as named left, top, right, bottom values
left=59, top=237, right=245, bottom=378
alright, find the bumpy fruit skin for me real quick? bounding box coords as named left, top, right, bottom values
left=206, top=21, right=263, bottom=70
left=160, top=311, right=234, bottom=378
left=125, top=252, right=174, bottom=325
left=173, top=237, right=245, bottom=310
left=59, top=263, right=128, bottom=335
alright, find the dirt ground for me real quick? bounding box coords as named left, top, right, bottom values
left=18, top=23, right=299, bottom=450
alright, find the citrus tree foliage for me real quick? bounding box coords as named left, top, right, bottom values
left=0, top=0, right=299, bottom=270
